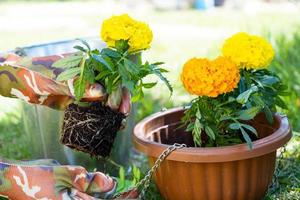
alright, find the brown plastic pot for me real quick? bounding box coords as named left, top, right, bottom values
left=133, top=107, right=292, bottom=200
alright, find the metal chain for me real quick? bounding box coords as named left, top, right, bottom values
left=114, top=143, right=187, bottom=199
left=136, top=143, right=187, bottom=198
left=270, top=145, right=287, bottom=193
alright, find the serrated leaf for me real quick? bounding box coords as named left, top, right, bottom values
left=124, top=59, right=140, bottom=74
left=150, top=65, right=173, bottom=95
left=52, top=55, right=83, bottom=69
left=74, top=78, right=86, bottom=101
left=84, top=66, right=95, bottom=84
left=118, top=64, right=130, bottom=80
left=74, top=57, right=86, bottom=100
left=92, top=54, right=113, bottom=71
left=241, top=124, right=258, bottom=136
left=205, top=126, right=215, bottom=140
left=238, top=106, right=261, bottom=120
left=143, top=82, right=157, bottom=89
left=192, top=118, right=202, bottom=146
left=56, top=67, right=81, bottom=81
left=240, top=127, right=253, bottom=149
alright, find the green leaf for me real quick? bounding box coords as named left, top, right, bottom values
left=83, top=63, right=95, bottom=84
left=74, top=57, right=86, bottom=100
left=95, top=70, right=111, bottom=81
left=74, top=78, right=86, bottom=101
left=56, top=67, right=81, bottom=81
left=158, top=68, right=169, bottom=73
left=122, top=78, right=135, bottom=93
left=73, top=45, right=87, bottom=53
left=132, top=166, right=141, bottom=185
left=240, top=127, right=253, bottom=149
left=101, top=48, right=121, bottom=58
left=116, top=167, right=125, bottom=192
left=263, top=106, right=274, bottom=124
left=260, top=75, right=279, bottom=85
left=186, top=123, right=194, bottom=132
left=238, top=106, right=261, bottom=120
left=229, top=123, right=240, bottom=130
left=205, top=126, right=215, bottom=140
left=195, top=109, right=201, bottom=119
left=192, top=118, right=202, bottom=146
left=250, top=93, right=265, bottom=108
left=124, top=59, right=140, bottom=74
left=275, top=97, right=288, bottom=109
left=241, top=124, right=258, bottom=136
left=132, top=90, right=144, bottom=102
left=52, top=55, right=83, bottom=69
left=143, top=82, right=157, bottom=89
left=150, top=65, right=173, bottom=95
left=236, top=86, right=258, bottom=104
left=152, top=62, right=164, bottom=66
left=220, top=116, right=233, bottom=121
left=76, top=38, right=91, bottom=51
left=92, top=54, right=113, bottom=71
left=118, top=64, right=130, bottom=81
left=112, top=75, right=121, bottom=85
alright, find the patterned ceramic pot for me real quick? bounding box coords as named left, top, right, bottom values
left=133, top=107, right=291, bottom=200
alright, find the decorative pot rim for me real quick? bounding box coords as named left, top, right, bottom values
left=133, top=107, right=292, bottom=163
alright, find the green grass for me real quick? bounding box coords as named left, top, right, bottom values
left=271, top=30, right=300, bottom=131
left=0, top=107, right=30, bottom=160
left=265, top=134, right=300, bottom=199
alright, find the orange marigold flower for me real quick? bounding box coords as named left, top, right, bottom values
left=181, top=56, right=240, bottom=97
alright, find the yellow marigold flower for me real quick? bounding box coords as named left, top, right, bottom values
left=101, top=14, right=153, bottom=52
left=222, top=32, right=275, bottom=69
left=181, top=57, right=240, bottom=97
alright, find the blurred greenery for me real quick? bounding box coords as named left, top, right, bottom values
left=271, top=31, right=300, bottom=131
left=0, top=0, right=299, bottom=199
left=0, top=108, right=30, bottom=160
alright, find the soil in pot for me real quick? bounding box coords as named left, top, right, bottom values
left=60, top=102, right=125, bottom=157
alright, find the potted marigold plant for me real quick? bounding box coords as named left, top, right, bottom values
left=133, top=32, right=292, bottom=200
left=54, top=14, right=172, bottom=157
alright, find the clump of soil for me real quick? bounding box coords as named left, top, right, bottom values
left=60, top=102, right=125, bottom=157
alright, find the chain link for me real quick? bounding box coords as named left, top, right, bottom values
left=269, top=145, right=287, bottom=194
left=114, top=143, right=187, bottom=199
left=136, top=143, right=187, bottom=198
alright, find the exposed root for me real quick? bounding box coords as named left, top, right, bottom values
left=60, top=102, right=125, bottom=157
